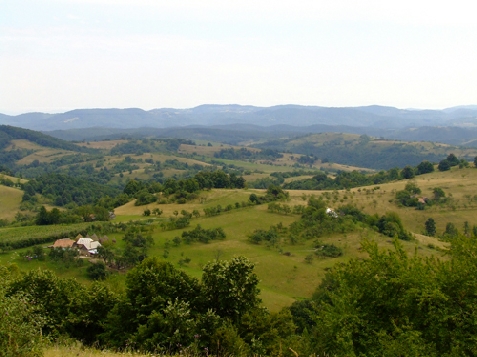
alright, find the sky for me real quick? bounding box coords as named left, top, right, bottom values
left=1, top=0, right=476, bottom=114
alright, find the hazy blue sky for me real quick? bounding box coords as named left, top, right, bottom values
left=1, top=0, right=476, bottom=114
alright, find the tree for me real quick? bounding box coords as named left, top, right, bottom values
left=0, top=266, right=44, bottom=357
left=438, top=159, right=451, bottom=171
left=446, top=153, right=459, bottom=166
left=202, top=256, right=261, bottom=322
left=444, top=222, right=458, bottom=238
left=416, top=160, right=434, bottom=175
left=7, top=269, right=84, bottom=336
left=308, top=238, right=477, bottom=355
left=35, top=206, right=50, bottom=225
left=424, top=218, right=436, bottom=236
left=474, top=156, right=477, bottom=168
left=400, top=166, right=415, bottom=179
left=405, top=181, right=421, bottom=195
left=124, top=258, right=202, bottom=325
left=49, top=207, right=61, bottom=224
left=152, top=208, right=163, bottom=216
left=123, top=179, right=142, bottom=196
left=433, top=187, right=446, bottom=200
left=87, top=262, right=107, bottom=280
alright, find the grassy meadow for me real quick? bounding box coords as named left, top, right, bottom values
left=1, top=134, right=476, bottom=311
left=0, top=180, right=453, bottom=311
left=0, top=185, right=23, bottom=220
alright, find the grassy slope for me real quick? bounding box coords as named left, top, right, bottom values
left=8, top=139, right=81, bottom=165
left=2, top=165, right=475, bottom=311
left=5, top=187, right=443, bottom=311
left=0, top=185, right=23, bottom=220
left=344, top=165, right=477, bottom=236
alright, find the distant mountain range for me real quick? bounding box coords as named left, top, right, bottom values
left=1, top=104, right=477, bottom=131
left=2, top=104, right=477, bottom=146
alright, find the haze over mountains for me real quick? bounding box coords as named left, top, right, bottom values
left=2, top=104, right=477, bottom=131
left=2, top=104, right=477, bottom=146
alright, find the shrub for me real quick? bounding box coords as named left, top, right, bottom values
left=314, top=243, right=344, bottom=258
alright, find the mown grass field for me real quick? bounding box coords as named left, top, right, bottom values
left=75, top=139, right=128, bottom=150
left=0, top=185, right=23, bottom=220
left=8, top=139, right=80, bottom=165
left=44, top=344, right=152, bottom=357
left=0, top=222, right=94, bottom=243
left=342, top=165, right=477, bottom=235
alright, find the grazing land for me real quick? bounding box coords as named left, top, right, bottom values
left=2, top=124, right=477, bottom=356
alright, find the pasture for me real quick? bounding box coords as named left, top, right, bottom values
left=0, top=185, right=23, bottom=220
left=3, top=167, right=476, bottom=311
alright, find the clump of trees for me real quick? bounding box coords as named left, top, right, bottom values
left=291, top=237, right=477, bottom=356
left=289, top=197, right=412, bottom=241
left=249, top=185, right=290, bottom=205
left=394, top=181, right=422, bottom=207
left=437, top=153, right=469, bottom=171
left=124, top=170, right=246, bottom=206
left=214, top=147, right=283, bottom=160
left=4, top=256, right=298, bottom=356
left=181, top=224, right=226, bottom=244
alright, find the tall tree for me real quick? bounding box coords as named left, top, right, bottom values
left=202, top=256, right=261, bottom=322
left=424, top=218, right=436, bottom=236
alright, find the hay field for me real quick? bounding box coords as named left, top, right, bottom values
left=75, top=139, right=128, bottom=150
left=7, top=139, right=77, bottom=165
left=0, top=185, right=23, bottom=220
left=284, top=166, right=477, bottom=237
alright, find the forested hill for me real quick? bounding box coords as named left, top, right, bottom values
left=256, top=133, right=476, bottom=170
left=0, top=125, right=94, bottom=153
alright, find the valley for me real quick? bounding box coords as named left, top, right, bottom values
left=1, top=123, right=477, bottom=356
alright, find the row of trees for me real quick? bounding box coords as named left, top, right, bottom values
left=124, top=170, right=246, bottom=206
left=213, top=147, right=283, bottom=160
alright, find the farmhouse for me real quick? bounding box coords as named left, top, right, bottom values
left=74, top=237, right=102, bottom=256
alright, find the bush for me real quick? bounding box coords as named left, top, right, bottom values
left=87, top=262, right=107, bottom=280
left=438, top=159, right=451, bottom=171
left=314, top=243, right=344, bottom=258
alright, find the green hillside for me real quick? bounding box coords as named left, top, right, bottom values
left=257, top=132, right=477, bottom=169
left=3, top=127, right=477, bottom=356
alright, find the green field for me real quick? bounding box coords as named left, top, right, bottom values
left=0, top=184, right=448, bottom=311
left=0, top=185, right=23, bottom=220
left=2, top=134, right=476, bottom=311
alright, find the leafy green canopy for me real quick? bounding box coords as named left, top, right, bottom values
left=302, top=237, right=477, bottom=356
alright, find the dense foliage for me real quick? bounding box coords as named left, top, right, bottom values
left=23, top=173, right=120, bottom=207
left=257, top=134, right=446, bottom=169
left=0, top=125, right=94, bottom=153
left=287, top=197, right=412, bottom=241
left=214, top=147, right=283, bottom=160
left=294, top=237, right=477, bottom=356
